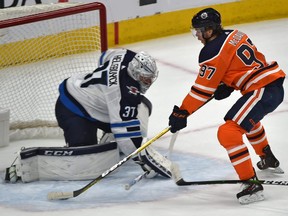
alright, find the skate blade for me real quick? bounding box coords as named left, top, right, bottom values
left=263, top=166, right=285, bottom=174
left=259, top=166, right=284, bottom=174
left=272, top=166, right=284, bottom=174
left=238, top=191, right=265, bottom=205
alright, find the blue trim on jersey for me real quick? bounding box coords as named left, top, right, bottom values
left=111, top=119, right=140, bottom=128
left=199, top=30, right=232, bottom=63
left=99, top=51, right=107, bottom=65
left=114, top=131, right=142, bottom=139
left=59, top=81, right=96, bottom=122
left=111, top=119, right=142, bottom=139
left=59, top=82, right=85, bottom=118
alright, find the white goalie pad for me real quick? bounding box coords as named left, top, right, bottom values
left=14, top=142, right=119, bottom=182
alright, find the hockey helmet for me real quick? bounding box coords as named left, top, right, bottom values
left=128, top=51, right=158, bottom=94
left=192, top=8, right=221, bottom=30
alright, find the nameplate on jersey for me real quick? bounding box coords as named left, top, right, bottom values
left=109, top=55, right=123, bottom=86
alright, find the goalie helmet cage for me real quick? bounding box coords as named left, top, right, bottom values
left=0, top=2, right=107, bottom=140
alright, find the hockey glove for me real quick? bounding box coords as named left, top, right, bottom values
left=169, top=105, right=189, bottom=133
left=214, top=83, right=234, bottom=100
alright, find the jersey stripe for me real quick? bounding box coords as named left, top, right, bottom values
left=111, top=119, right=142, bottom=139
left=188, top=91, right=208, bottom=102
left=111, top=119, right=140, bottom=127
left=244, top=66, right=281, bottom=91
left=232, top=88, right=264, bottom=125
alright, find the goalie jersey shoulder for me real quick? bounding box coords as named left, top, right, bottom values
left=60, top=49, right=142, bottom=122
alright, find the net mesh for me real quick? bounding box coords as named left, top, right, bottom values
left=0, top=3, right=106, bottom=134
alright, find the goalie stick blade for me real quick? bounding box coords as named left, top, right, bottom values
left=47, top=191, right=74, bottom=200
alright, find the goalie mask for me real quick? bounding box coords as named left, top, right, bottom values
left=128, top=51, right=159, bottom=94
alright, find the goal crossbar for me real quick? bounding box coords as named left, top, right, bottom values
left=0, top=2, right=107, bottom=52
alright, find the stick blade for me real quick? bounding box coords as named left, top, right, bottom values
left=47, top=191, right=74, bottom=200
left=170, top=162, right=183, bottom=184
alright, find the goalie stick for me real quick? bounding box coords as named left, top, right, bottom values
left=124, top=171, right=149, bottom=190
left=47, top=127, right=170, bottom=200
left=171, top=163, right=288, bottom=186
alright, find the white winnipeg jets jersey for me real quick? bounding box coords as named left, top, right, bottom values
left=58, top=49, right=144, bottom=152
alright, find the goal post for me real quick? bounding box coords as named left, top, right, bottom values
left=0, top=2, right=108, bottom=140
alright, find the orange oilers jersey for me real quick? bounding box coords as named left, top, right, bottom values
left=180, top=29, right=286, bottom=114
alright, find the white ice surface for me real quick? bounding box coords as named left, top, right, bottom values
left=1, top=18, right=288, bottom=216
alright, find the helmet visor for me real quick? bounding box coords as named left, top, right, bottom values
left=190, top=26, right=205, bottom=38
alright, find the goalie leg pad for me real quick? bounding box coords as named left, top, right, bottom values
left=139, top=146, right=172, bottom=178
left=12, top=142, right=119, bottom=182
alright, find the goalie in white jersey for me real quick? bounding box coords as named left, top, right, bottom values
left=5, top=49, right=171, bottom=183
left=56, top=48, right=155, bottom=149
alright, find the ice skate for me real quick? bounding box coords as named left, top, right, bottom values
left=257, top=145, right=284, bottom=174
left=237, top=176, right=264, bottom=205
left=5, top=165, right=20, bottom=183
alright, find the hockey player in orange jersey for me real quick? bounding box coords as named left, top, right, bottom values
left=168, top=8, right=285, bottom=204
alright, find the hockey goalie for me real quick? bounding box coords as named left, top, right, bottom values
left=5, top=48, right=172, bottom=183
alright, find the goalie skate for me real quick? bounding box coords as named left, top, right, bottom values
left=5, top=165, right=20, bottom=183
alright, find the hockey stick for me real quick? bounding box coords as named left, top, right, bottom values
left=124, top=171, right=149, bottom=190
left=167, top=132, right=179, bottom=158
left=124, top=96, right=214, bottom=191
left=123, top=96, right=215, bottom=190
left=171, top=163, right=288, bottom=186
left=47, top=127, right=170, bottom=200
left=167, top=96, right=214, bottom=157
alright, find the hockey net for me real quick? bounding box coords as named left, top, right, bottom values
left=0, top=2, right=107, bottom=140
